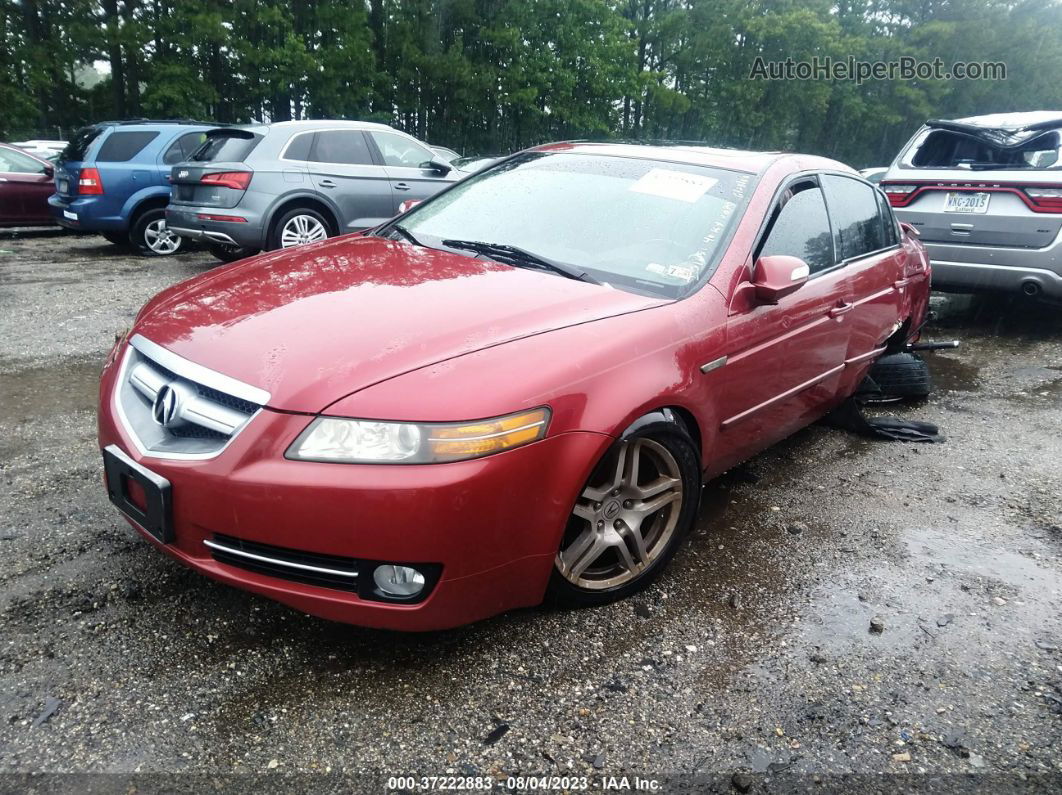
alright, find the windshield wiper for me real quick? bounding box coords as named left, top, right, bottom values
left=441, top=239, right=600, bottom=284
left=389, top=223, right=422, bottom=246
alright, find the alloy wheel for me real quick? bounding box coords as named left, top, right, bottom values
left=144, top=219, right=182, bottom=255
left=556, top=437, right=684, bottom=590
left=280, top=214, right=328, bottom=247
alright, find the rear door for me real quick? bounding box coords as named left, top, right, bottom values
left=820, top=174, right=905, bottom=380
left=367, top=130, right=456, bottom=208
left=298, top=129, right=393, bottom=231
left=718, top=176, right=853, bottom=454
left=0, top=147, right=54, bottom=224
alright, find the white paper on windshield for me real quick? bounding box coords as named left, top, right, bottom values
left=630, top=169, right=717, bottom=203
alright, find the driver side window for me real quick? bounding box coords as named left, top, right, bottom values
left=756, top=180, right=836, bottom=274
left=0, top=147, right=47, bottom=174
left=371, top=131, right=433, bottom=169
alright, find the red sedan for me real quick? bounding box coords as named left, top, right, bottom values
left=0, top=143, right=57, bottom=227
left=98, top=142, right=930, bottom=630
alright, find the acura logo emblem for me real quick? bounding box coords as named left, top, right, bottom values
left=152, top=385, right=180, bottom=426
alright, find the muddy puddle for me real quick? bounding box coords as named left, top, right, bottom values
left=0, top=358, right=101, bottom=422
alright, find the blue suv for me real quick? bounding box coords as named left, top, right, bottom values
left=49, top=120, right=216, bottom=256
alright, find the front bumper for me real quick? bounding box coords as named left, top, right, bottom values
left=166, top=205, right=265, bottom=250
left=98, top=355, right=609, bottom=630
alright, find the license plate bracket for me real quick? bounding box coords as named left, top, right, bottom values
left=102, top=445, right=173, bottom=544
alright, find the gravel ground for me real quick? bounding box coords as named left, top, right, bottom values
left=1, top=229, right=1060, bottom=791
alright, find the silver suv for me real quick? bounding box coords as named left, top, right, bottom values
left=881, top=111, right=1062, bottom=299
left=166, top=120, right=459, bottom=262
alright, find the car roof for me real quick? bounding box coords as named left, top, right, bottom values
left=261, top=119, right=396, bottom=132
left=528, top=141, right=851, bottom=176
left=946, top=111, right=1062, bottom=130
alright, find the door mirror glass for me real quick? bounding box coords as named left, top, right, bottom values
left=752, top=255, right=809, bottom=304
left=43, top=164, right=54, bottom=178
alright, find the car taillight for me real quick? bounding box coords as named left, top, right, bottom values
left=78, top=167, right=103, bottom=195
left=881, top=183, right=917, bottom=206
left=1023, top=187, right=1062, bottom=213
left=200, top=171, right=252, bottom=191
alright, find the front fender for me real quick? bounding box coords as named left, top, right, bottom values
left=324, top=297, right=726, bottom=472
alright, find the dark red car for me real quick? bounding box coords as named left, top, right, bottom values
left=0, top=143, right=56, bottom=227
left=98, top=143, right=930, bottom=630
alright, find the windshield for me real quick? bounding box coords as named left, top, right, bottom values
left=394, top=152, right=752, bottom=297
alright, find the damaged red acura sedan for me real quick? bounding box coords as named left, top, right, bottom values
left=99, top=142, right=930, bottom=630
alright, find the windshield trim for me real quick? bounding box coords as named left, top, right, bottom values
left=376, top=151, right=758, bottom=300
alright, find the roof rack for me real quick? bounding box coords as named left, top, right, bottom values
left=91, top=118, right=222, bottom=127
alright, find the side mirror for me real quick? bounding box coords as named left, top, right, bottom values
left=427, top=157, right=453, bottom=175
left=398, top=199, right=421, bottom=214
left=43, top=164, right=54, bottom=178
left=899, top=221, right=920, bottom=238
left=752, top=255, right=809, bottom=304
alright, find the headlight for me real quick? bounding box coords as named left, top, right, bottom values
left=286, top=407, right=550, bottom=464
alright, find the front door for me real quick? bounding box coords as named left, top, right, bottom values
left=0, top=147, right=54, bottom=225
left=716, top=176, right=853, bottom=465
left=367, top=130, right=456, bottom=208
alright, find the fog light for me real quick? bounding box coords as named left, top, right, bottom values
left=373, top=565, right=426, bottom=598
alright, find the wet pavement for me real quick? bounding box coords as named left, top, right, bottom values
left=0, top=229, right=1060, bottom=789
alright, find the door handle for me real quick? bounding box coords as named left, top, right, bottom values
left=318, top=179, right=336, bottom=188
left=828, top=301, right=854, bottom=318
left=394, top=182, right=411, bottom=191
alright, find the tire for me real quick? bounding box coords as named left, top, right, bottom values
left=547, top=420, right=700, bottom=608
left=130, top=208, right=183, bottom=257
left=102, top=231, right=129, bottom=246
left=207, top=242, right=259, bottom=263
left=269, top=207, right=332, bottom=250
left=867, top=352, right=932, bottom=401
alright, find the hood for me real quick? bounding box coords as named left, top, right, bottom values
left=133, top=236, right=667, bottom=412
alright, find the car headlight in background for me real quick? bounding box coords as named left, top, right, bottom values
left=286, top=407, right=550, bottom=464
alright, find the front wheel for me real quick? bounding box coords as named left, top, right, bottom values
left=207, top=242, right=260, bottom=263
left=131, top=208, right=183, bottom=257
left=547, top=421, right=700, bottom=607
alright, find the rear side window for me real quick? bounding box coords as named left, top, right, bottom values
left=284, top=132, right=314, bottom=161
left=311, top=130, right=373, bottom=165
left=757, top=181, right=835, bottom=274
left=163, top=131, right=209, bottom=165
left=96, top=131, right=160, bottom=162
left=876, top=190, right=899, bottom=247
left=61, top=125, right=105, bottom=161
left=822, top=175, right=886, bottom=260
left=192, top=131, right=262, bottom=163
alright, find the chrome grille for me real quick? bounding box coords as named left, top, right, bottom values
left=115, top=334, right=269, bottom=459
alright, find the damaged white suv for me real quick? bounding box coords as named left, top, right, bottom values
left=881, top=111, right=1062, bottom=300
